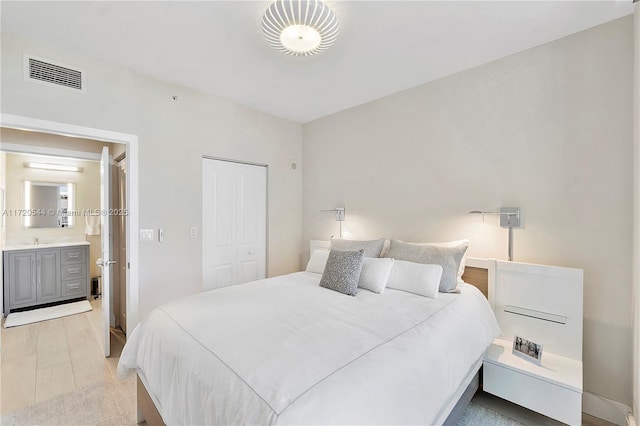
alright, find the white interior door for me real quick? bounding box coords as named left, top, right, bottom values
left=99, top=146, right=113, bottom=357
left=118, top=161, right=127, bottom=333
left=202, top=159, right=266, bottom=290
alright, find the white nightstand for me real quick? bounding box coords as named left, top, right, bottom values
left=482, top=260, right=583, bottom=426
left=483, top=338, right=582, bottom=425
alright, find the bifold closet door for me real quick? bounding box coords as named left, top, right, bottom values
left=202, top=158, right=266, bottom=290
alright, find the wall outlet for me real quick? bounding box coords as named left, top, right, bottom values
left=140, top=229, right=154, bottom=241
left=190, top=227, right=198, bottom=239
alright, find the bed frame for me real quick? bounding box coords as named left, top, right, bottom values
left=439, top=257, right=491, bottom=424
left=137, top=375, right=164, bottom=426
left=136, top=256, right=491, bottom=426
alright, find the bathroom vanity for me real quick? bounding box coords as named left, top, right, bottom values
left=3, top=242, right=90, bottom=315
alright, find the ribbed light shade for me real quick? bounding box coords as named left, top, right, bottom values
left=262, top=0, right=339, bottom=56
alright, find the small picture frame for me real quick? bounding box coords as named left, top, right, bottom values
left=512, top=335, right=543, bottom=364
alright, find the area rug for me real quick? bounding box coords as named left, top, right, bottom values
left=0, top=372, right=136, bottom=425
left=0, top=392, right=521, bottom=426
left=456, top=401, right=526, bottom=425
left=4, top=300, right=92, bottom=328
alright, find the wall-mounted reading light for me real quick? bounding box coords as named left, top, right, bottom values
left=469, top=207, right=521, bottom=261
left=322, top=207, right=346, bottom=238
left=322, top=207, right=345, bottom=221
left=24, top=162, right=83, bottom=172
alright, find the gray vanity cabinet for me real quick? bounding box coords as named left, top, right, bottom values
left=3, top=245, right=90, bottom=315
left=6, top=251, right=37, bottom=308
left=60, top=247, right=88, bottom=298
left=36, top=249, right=61, bottom=302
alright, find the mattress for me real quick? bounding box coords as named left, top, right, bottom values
left=118, top=271, right=499, bottom=425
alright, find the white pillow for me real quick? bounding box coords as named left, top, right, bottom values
left=330, top=238, right=385, bottom=258
left=382, top=239, right=469, bottom=284
left=427, top=239, right=469, bottom=281
left=386, top=260, right=443, bottom=299
left=306, top=249, right=330, bottom=274
left=358, top=257, right=394, bottom=294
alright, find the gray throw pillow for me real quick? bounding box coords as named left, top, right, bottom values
left=320, top=249, right=365, bottom=296
left=329, top=238, right=385, bottom=258
left=384, top=239, right=468, bottom=293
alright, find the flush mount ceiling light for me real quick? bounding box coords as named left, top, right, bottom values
left=262, top=0, right=339, bottom=56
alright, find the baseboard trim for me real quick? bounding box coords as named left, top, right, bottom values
left=583, top=392, right=632, bottom=426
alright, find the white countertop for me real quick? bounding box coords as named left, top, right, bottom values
left=2, top=241, right=91, bottom=251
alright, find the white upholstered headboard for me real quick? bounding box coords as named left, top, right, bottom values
left=310, top=239, right=330, bottom=254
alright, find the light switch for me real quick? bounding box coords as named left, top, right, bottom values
left=159, top=228, right=164, bottom=242
left=140, top=229, right=154, bottom=241
left=190, top=227, right=198, bottom=239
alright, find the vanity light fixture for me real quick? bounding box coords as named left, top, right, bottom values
left=24, top=180, right=32, bottom=228
left=469, top=207, right=521, bottom=261
left=66, top=184, right=75, bottom=228
left=24, top=162, right=83, bottom=172
left=262, top=0, right=340, bottom=56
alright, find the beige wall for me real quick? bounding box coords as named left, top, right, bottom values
left=633, top=5, right=639, bottom=422
left=1, top=32, right=303, bottom=321
left=3, top=153, right=102, bottom=278
left=303, top=17, right=633, bottom=406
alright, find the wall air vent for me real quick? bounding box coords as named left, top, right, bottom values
left=23, top=54, right=86, bottom=93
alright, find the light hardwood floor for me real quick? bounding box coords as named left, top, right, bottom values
left=0, top=299, right=136, bottom=424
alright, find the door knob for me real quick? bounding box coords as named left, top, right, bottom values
left=96, top=258, right=116, bottom=267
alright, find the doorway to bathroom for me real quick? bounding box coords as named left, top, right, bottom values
left=0, top=114, right=139, bottom=420
left=0, top=115, right=139, bottom=358
left=0, top=130, right=125, bottom=349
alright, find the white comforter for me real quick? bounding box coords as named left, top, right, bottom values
left=118, top=272, right=499, bottom=425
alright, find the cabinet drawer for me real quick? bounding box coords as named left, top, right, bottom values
left=61, top=279, right=87, bottom=297
left=483, top=361, right=581, bottom=425
left=61, top=248, right=86, bottom=265
left=61, top=264, right=87, bottom=281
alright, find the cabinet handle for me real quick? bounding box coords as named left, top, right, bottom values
left=67, top=268, right=81, bottom=275
left=37, top=259, right=41, bottom=285
left=68, top=284, right=80, bottom=289
left=68, top=254, right=79, bottom=259
left=32, top=260, right=36, bottom=286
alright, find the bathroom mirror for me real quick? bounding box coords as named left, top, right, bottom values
left=23, top=181, right=76, bottom=228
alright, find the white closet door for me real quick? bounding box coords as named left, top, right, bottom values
left=202, top=159, right=266, bottom=290
left=236, top=163, right=266, bottom=284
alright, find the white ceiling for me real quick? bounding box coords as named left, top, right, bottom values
left=1, top=1, right=634, bottom=123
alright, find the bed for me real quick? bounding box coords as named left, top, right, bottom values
left=118, top=246, right=499, bottom=425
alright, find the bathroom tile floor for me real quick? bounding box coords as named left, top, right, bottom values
left=0, top=298, right=136, bottom=425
